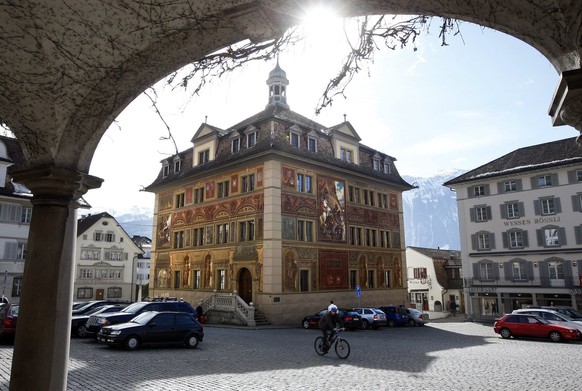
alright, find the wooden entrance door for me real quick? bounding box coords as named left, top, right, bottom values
left=238, top=268, right=252, bottom=304
left=96, top=289, right=104, bottom=300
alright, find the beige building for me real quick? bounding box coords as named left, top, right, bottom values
left=444, top=137, right=582, bottom=320
left=406, top=246, right=463, bottom=313
left=145, top=63, right=413, bottom=324
left=74, top=212, right=144, bottom=302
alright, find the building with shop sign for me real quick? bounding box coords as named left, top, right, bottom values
left=444, top=137, right=582, bottom=320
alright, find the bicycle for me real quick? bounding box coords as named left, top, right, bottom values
left=314, top=327, right=350, bottom=359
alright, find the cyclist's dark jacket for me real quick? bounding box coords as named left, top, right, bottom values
left=318, top=311, right=344, bottom=331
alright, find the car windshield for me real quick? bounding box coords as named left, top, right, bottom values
left=121, top=303, right=149, bottom=314
left=130, top=311, right=158, bottom=325
left=84, top=306, right=107, bottom=315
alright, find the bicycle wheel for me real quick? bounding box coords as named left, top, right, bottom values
left=314, top=336, right=326, bottom=356
left=334, top=338, right=350, bottom=359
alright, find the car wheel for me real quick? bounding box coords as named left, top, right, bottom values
left=76, top=324, right=88, bottom=338
left=185, top=334, right=199, bottom=349
left=124, top=335, right=140, bottom=351
left=548, top=330, right=563, bottom=342
left=407, top=319, right=416, bottom=327
left=388, top=320, right=396, bottom=327
left=499, top=328, right=512, bottom=339
left=361, top=320, right=370, bottom=330
left=302, top=320, right=311, bottom=329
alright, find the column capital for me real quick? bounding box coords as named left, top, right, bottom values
left=11, top=165, right=103, bottom=205
left=549, top=68, right=582, bottom=145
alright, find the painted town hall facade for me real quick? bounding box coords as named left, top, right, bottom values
left=146, top=63, right=413, bottom=324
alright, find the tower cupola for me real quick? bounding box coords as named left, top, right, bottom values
left=266, top=60, right=289, bottom=109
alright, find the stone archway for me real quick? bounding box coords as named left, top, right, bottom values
left=237, top=268, right=253, bottom=304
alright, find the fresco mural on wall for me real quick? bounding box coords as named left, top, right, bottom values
left=157, top=214, right=172, bottom=248
left=284, top=250, right=298, bottom=291
left=282, top=166, right=295, bottom=188
left=393, top=256, right=402, bottom=287
left=205, top=181, right=215, bottom=199
left=317, top=176, right=346, bottom=242
left=319, top=250, right=348, bottom=289
left=231, top=174, right=239, bottom=193
left=282, top=217, right=295, bottom=240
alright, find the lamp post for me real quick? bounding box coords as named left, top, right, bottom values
left=131, top=255, right=138, bottom=302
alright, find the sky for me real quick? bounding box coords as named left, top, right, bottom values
left=86, top=16, right=578, bottom=214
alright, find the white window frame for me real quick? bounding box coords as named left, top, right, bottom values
left=506, top=203, right=519, bottom=218
left=509, top=231, right=523, bottom=248
left=308, top=137, right=317, bottom=152
left=340, top=147, right=353, bottom=163
left=231, top=138, right=240, bottom=153
left=541, top=198, right=555, bottom=215
left=480, top=262, right=494, bottom=280
left=477, top=233, right=490, bottom=250
left=539, top=174, right=552, bottom=187
left=290, top=131, right=300, bottom=148
left=504, top=180, right=517, bottom=192
left=247, top=132, right=257, bottom=148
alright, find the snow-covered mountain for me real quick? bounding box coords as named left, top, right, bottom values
left=402, top=170, right=464, bottom=250
left=88, top=206, right=155, bottom=239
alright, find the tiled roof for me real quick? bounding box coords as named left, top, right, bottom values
left=146, top=106, right=413, bottom=191
left=443, top=137, right=582, bottom=186
left=77, top=211, right=115, bottom=236
left=408, top=246, right=461, bottom=262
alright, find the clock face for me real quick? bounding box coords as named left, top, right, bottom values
left=544, top=228, right=558, bottom=246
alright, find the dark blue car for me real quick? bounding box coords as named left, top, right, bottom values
left=97, top=311, right=204, bottom=350
left=378, top=306, right=409, bottom=327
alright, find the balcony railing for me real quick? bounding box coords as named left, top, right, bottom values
left=464, top=277, right=581, bottom=288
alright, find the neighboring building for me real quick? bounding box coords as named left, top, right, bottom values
left=75, top=212, right=144, bottom=302
left=0, top=135, right=31, bottom=304
left=406, top=246, right=463, bottom=313
left=444, top=137, right=582, bottom=320
left=131, top=235, right=152, bottom=300
left=145, top=63, right=414, bottom=324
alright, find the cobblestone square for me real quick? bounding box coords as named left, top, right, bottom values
left=0, top=320, right=580, bottom=390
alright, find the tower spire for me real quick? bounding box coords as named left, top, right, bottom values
left=266, top=59, right=289, bottom=109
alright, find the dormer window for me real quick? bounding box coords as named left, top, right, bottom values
left=308, top=136, right=317, bottom=152
left=198, top=149, right=210, bottom=165
left=383, top=160, right=391, bottom=174
left=247, top=132, right=257, bottom=148
left=162, top=162, right=170, bottom=178
left=290, top=132, right=300, bottom=148
left=173, top=157, right=182, bottom=173
left=340, top=147, right=353, bottom=163
left=372, top=153, right=380, bottom=171
left=232, top=138, right=240, bottom=153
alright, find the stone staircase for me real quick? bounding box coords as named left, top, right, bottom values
left=254, top=308, right=271, bottom=326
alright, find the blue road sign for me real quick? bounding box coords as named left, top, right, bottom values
left=355, top=285, right=361, bottom=297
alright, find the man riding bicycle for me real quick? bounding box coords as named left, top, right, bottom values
left=318, top=304, right=344, bottom=352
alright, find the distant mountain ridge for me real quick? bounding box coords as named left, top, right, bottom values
left=402, top=170, right=463, bottom=250
left=97, top=170, right=463, bottom=249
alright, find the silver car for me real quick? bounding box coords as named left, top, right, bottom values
left=350, top=307, right=387, bottom=329
left=405, top=308, right=430, bottom=326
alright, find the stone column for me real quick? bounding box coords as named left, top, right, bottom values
left=549, top=68, right=582, bottom=144
left=9, top=166, right=102, bottom=391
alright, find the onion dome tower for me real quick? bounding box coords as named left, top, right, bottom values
left=266, top=59, right=289, bottom=109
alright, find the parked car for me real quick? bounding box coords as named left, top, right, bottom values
left=71, top=304, right=129, bottom=337
left=526, top=306, right=582, bottom=320
left=72, top=300, right=131, bottom=316
left=0, top=303, right=19, bottom=339
left=378, top=306, right=409, bottom=327
left=405, top=308, right=430, bottom=326
left=350, top=308, right=387, bottom=329
left=493, top=313, right=581, bottom=342
left=512, top=309, right=582, bottom=332
left=97, top=311, right=204, bottom=350
left=86, top=300, right=196, bottom=337
left=301, top=308, right=363, bottom=331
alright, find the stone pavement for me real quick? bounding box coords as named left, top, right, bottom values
left=1, top=320, right=580, bottom=390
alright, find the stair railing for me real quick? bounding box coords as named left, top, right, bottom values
left=199, top=290, right=256, bottom=326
